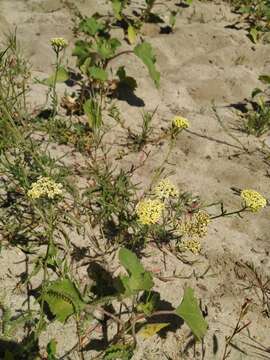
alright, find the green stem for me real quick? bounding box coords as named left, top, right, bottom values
left=51, top=51, right=60, bottom=119
left=210, top=206, right=247, bottom=220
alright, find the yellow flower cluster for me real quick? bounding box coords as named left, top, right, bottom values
left=28, top=177, right=63, bottom=200
left=240, top=189, right=267, bottom=212
left=50, top=37, right=68, bottom=52
left=136, top=199, right=164, bottom=225
left=179, top=210, right=210, bottom=238
left=172, top=116, right=189, bottom=129
left=181, top=238, right=201, bottom=254
left=154, top=179, right=179, bottom=199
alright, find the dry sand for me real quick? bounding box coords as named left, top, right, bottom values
left=1, top=0, right=270, bottom=359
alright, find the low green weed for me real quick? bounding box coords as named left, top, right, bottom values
left=229, top=0, right=270, bottom=42
left=241, top=74, right=270, bottom=136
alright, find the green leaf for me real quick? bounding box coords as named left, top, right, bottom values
left=169, top=11, right=177, bottom=29
left=103, top=344, right=133, bottom=360
left=249, top=27, right=259, bottom=43
left=127, top=25, right=137, bottom=44
left=96, top=38, right=121, bottom=59
left=251, top=87, right=263, bottom=98
left=175, top=287, right=207, bottom=341
left=138, top=323, right=169, bottom=338
left=83, top=99, right=102, bottom=129
left=119, top=248, right=144, bottom=275
left=111, top=0, right=126, bottom=20
left=118, top=248, right=154, bottom=296
left=89, top=66, right=108, bottom=81
left=43, top=66, right=69, bottom=86
left=43, top=278, right=85, bottom=323
left=137, top=292, right=160, bottom=316
left=79, top=17, right=105, bottom=36
left=72, top=40, right=91, bottom=67
left=134, top=42, right=160, bottom=88
left=47, top=339, right=57, bottom=360
left=259, top=75, right=270, bottom=84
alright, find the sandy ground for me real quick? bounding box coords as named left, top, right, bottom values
left=1, top=0, right=270, bottom=359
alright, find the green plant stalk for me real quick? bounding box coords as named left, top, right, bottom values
left=51, top=51, right=60, bottom=119
left=210, top=205, right=247, bottom=220
left=36, top=204, right=55, bottom=336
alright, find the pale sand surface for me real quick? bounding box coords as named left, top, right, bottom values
left=1, top=1, right=270, bottom=359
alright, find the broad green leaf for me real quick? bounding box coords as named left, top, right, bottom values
left=118, top=248, right=154, bottom=296
left=43, top=66, right=69, bottom=86
left=259, top=75, right=270, bottom=84
left=96, top=38, right=121, bottom=59
left=103, top=344, right=133, bottom=360
left=43, top=278, right=85, bottom=323
left=127, top=25, right=137, bottom=44
left=175, top=287, right=207, bottom=341
left=134, top=42, right=160, bottom=88
left=138, top=323, right=169, bottom=338
left=79, top=17, right=105, bottom=36
left=89, top=66, right=108, bottom=81
left=119, top=247, right=144, bottom=275
left=83, top=99, right=102, bottom=129
left=72, top=40, right=91, bottom=67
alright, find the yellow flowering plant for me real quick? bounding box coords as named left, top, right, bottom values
left=240, top=189, right=267, bottom=212
left=27, top=177, right=63, bottom=200
left=170, top=115, right=190, bottom=139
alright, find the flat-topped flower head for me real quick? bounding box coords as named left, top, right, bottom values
left=136, top=199, right=164, bottom=225
left=172, top=116, right=189, bottom=129
left=179, top=210, right=210, bottom=238
left=50, top=37, right=68, bottom=52
left=28, top=177, right=63, bottom=200
left=241, top=189, right=267, bottom=212
left=154, top=179, right=179, bottom=199
left=182, top=238, right=201, bottom=254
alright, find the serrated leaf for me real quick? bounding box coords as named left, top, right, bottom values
left=43, top=67, right=69, bottom=86
left=72, top=40, right=91, bottom=67
left=96, top=38, right=121, bottom=59
left=43, top=278, right=85, bottom=323
left=127, top=25, right=137, bottom=44
left=79, top=17, right=105, bottom=36
left=138, top=323, right=169, bottom=338
left=89, top=66, right=108, bottom=81
left=134, top=42, right=160, bottom=88
left=175, top=287, right=207, bottom=341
